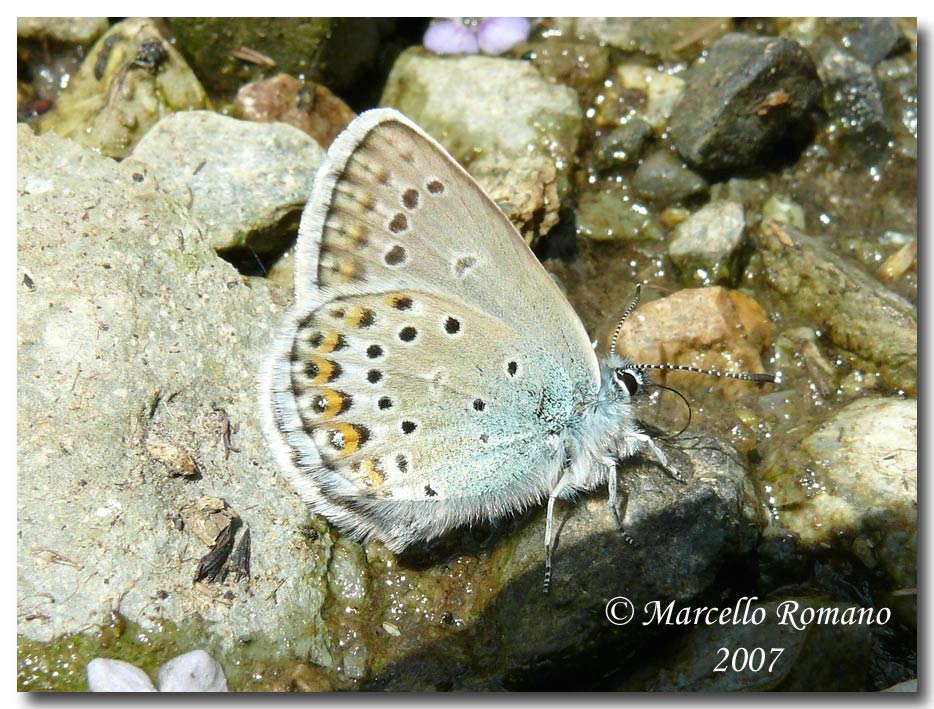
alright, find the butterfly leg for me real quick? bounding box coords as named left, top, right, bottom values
left=605, top=458, right=637, bottom=547
left=631, top=432, right=685, bottom=483
left=543, top=469, right=571, bottom=595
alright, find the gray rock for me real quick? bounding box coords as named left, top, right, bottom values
left=381, top=49, right=582, bottom=240
left=668, top=200, right=746, bottom=287
left=756, top=220, right=916, bottom=395
left=564, top=17, right=734, bottom=61
left=592, top=119, right=654, bottom=170
left=17, top=126, right=335, bottom=670
left=128, top=111, right=326, bottom=253
left=840, top=18, right=909, bottom=66
left=575, top=182, right=663, bottom=242
left=819, top=48, right=891, bottom=164
left=763, top=397, right=916, bottom=592
left=37, top=18, right=208, bottom=159
left=17, top=17, right=110, bottom=44
left=669, top=33, right=822, bottom=173
left=632, top=150, right=708, bottom=207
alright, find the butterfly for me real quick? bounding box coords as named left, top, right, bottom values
left=259, top=108, right=774, bottom=591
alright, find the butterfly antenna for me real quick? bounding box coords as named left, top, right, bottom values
left=635, top=362, right=776, bottom=383
left=610, top=285, right=642, bottom=357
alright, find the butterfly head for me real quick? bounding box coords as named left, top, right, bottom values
left=600, top=353, right=652, bottom=404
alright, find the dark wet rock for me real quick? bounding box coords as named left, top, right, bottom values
left=839, top=18, right=909, bottom=66
left=632, top=150, right=708, bottom=207
left=669, top=33, right=822, bottom=173
left=575, top=182, right=663, bottom=242
left=592, top=119, right=654, bottom=170
left=517, top=41, right=611, bottom=105
left=761, top=398, right=916, bottom=594
left=381, top=49, right=582, bottom=240
left=17, top=17, right=110, bottom=44
left=36, top=18, right=208, bottom=158
left=234, top=74, right=356, bottom=149
left=127, top=111, right=325, bottom=254
left=167, top=18, right=386, bottom=94
left=646, top=598, right=877, bottom=691
left=756, top=220, right=916, bottom=395
left=365, top=438, right=762, bottom=690
left=668, top=200, right=746, bottom=287
left=819, top=48, right=891, bottom=164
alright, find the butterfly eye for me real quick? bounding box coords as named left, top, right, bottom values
left=613, top=368, right=641, bottom=396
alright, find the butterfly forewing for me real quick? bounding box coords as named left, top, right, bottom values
left=297, top=109, right=597, bottom=384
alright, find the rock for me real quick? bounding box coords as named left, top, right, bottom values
left=761, top=194, right=806, bottom=230
left=17, top=17, right=110, bottom=44
left=615, top=65, right=685, bottom=132
left=762, top=398, right=916, bottom=592
left=17, top=126, right=334, bottom=670
left=157, top=650, right=228, bottom=692
left=517, top=41, right=611, bottom=105
left=632, top=150, right=708, bottom=207
left=381, top=49, right=583, bottom=240
left=613, top=286, right=774, bottom=394
left=668, top=200, right=746, bottom=287
left=592, top=119, right=654, bottom=170
left=36, top=18, right=208, bottom=158
left=839, top=18, right=909, bottom=66
left=127, top=111, right=325, bottom=254
left=669, top=33, right=822, bottom=173
left=179, top=497, right=240, bottom=548
left=86, top=658, right=157, bottom=692
left=145, top=439, right=199, bottom=478
left=756, top=220, right=917, bottom=395
left=645, top=598, right=876, bottom=691
left=884, top=679, right=918, bottom=692
left=819, top=48, right=891, bottom=164
left=234, top=74, right=356, bottom=148
left=366, top=437, right=762, bottom=689
left=558, top=17, right=734, bottom=61
left=167, top=18, right=386, bottom=94
left=575, top=182, right=663, bottom=242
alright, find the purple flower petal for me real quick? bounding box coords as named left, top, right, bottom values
left=424, top=20, right=480, bottom=55
left=477, top=17, right=531, bottom=55
left=87, top=658, right=157, bottom=692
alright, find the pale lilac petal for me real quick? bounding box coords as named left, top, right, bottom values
left=87, top=658, right=157, bottom=692
left=157, top=649, right=228, bottom=692
left=424, top=20, right=480, bottom=55
left=477, top=17, right=531, bottom=55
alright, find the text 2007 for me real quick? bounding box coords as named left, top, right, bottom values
left=713, top=647, right=784, bottom=673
